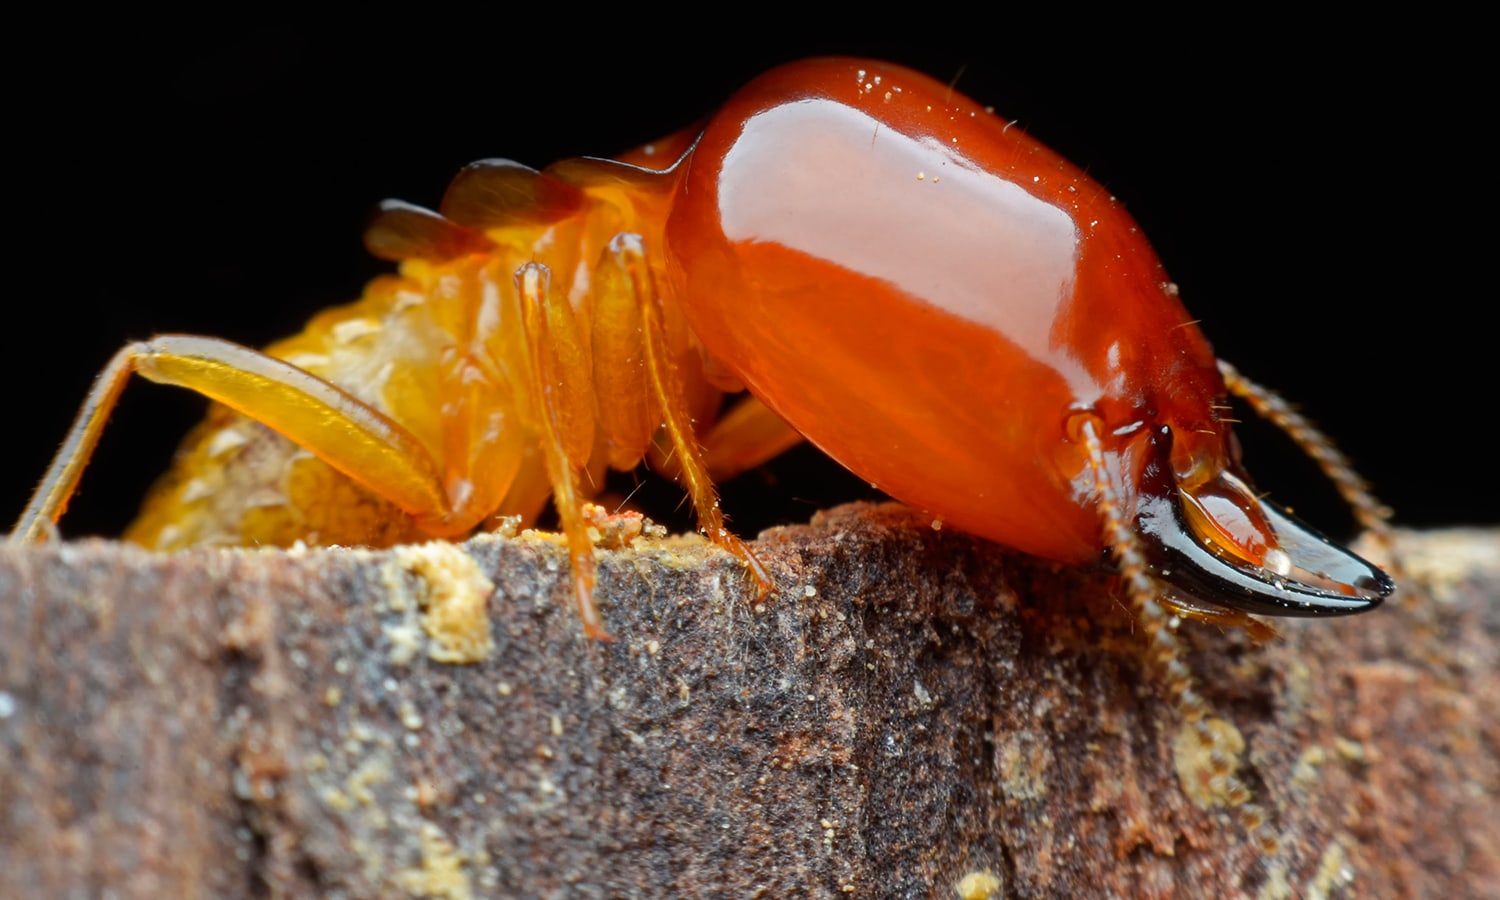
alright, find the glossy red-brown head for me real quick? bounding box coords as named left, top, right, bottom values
left=663, top=57, right=1390, bottom=616
left=665, top=58, right=1222, bottom=559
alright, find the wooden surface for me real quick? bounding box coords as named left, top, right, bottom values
left=2, top=504, right=1496, bottom=898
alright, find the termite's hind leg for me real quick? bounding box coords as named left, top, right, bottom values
left=598, top=233, right=772, bottom=593
left=11, top=335, right=454, bottom=544
left=13, top=343, right=138, bottom=542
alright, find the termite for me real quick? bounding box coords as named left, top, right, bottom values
left=13, top=56, right=1393, bottom=847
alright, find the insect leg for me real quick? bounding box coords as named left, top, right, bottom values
left=1074, top=414, right=1277, bottom=853
left=431, top=342, right=530, bottom=534
left=516, top=263, right=611, bottom=640
left=601, top=234, right=772, bottom=592
left=427, top=262, right=540, bottom=535
left=11, top=336, right=452, bottom=544
left=701, top=395, right=807, bottom=483
left=590, top=233, right=661, bottom=472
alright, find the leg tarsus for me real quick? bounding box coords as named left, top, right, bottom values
left=604, top=233, right=772, bottom=594
left=717, top=530, right=774, bottom=597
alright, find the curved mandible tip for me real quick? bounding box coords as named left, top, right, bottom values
left=1136, top=486, right=1394, bottom=618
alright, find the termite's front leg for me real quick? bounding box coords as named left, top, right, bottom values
left=11, top=335, right=455, bottom=544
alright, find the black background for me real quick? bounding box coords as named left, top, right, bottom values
left=6, top=23, right=1488, bottom=543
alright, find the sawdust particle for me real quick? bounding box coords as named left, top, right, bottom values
left=348, top=754, right=392, bottom=806
left=997, top=733, right=1051, bottom=800
left=1291, top=745, right=1327, bottom=789
left=393, top=823, right=473, bottom=899
left=393, top=542, right=495, bottom=664
left=1173, top=718, right=1246, bottom=809
left=955, top=870, right=1002, bottom=899
left=1307, top=838, right=1355, bottom=899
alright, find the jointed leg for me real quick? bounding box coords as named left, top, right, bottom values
left=703, top=395, right=806, bottom=483
left=603, top=234, right=771, bottom=590
left=516, top=262, right=611, bottom=640
left=12, top=335, right=452, bottom=544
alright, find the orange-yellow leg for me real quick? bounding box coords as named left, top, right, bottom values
left=702, top=395, right=806, bottom=483
left=603, top=234, right=772, bottom=592
left=589, top=233, right=658, bottom=474
left=11, top=335, right=454, bottom=544
left=516, top=262, right=610, bottom=640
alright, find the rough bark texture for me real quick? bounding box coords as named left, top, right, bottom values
left=1, top=503, right=1496, bottom=898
